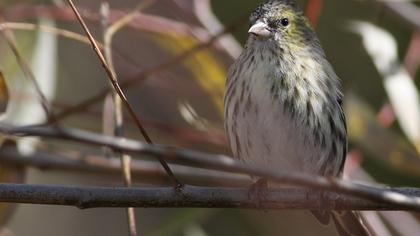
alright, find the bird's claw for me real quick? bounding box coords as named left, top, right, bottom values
left=248, top=178, right=268, bottom=208
left=174, top=182, right=185, bottom=193
left=305, top=188, right=329, bottom=208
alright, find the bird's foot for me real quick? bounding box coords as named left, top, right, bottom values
left=248, top=178, right=268, bottom=208
left=308, top=189, right=331, bottom=225
left=319, top=190, right=329, bottom=210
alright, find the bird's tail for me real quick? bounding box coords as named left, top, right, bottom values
left=311, top=210, right=373, bottom=236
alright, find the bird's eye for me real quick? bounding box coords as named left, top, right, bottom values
left=267, top=18, right=290, bottom=29
left=280, top=18, right=289, bottom=27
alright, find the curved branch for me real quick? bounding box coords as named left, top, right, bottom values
left=66, top=0, right=180, bottom=186
left=0, top=123, right=419, bottom=211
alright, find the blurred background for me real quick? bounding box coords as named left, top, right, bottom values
left=0, top=0, right=419, bottom=235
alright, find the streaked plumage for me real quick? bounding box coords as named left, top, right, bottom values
left=224, top=1, right=370, bottom=235
left=225, top=0, right=345, bottom=177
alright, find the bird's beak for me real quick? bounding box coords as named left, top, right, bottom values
left=248, top=21, right=270, bottom=38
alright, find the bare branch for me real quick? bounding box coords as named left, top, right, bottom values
left=65, top=0, right=147, bottom=142
left=0, top=184, right=417, bottom=210
left=65, top=0, right=180, bottom=186
left=0, top=147, right=250, bottom=186
left=0, top=4, right=215, bottom=44
left=0, top=18, right=53, bottom=119
left=0, top=123, right=420, bottom=210
left=0, top=22, right=93, bottom=45
left=51, top=13, right=248, bottom=122
left=102, top=2, right=156, bottom=234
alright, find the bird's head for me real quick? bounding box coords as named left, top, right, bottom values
left=248, top=0, right=316, bottom=50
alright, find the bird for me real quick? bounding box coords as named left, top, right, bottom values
left=224, top=0, right=371, bottom=235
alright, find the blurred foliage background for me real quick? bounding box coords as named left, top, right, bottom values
left=0, top=0, right=419, bottom=235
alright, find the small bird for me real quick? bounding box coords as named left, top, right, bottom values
left=224, top=0, right=371, bottom=235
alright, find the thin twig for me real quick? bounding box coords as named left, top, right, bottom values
left=66, top=0, right=180, bottom=186
left=0, top=18, right=54, bottom=119
left=0, top=21, right=142, bottom=79
left=0, top=147, right=250, bottom=187
left=0, top=184, right=418, bottom=210
left=102, top=2, right=155, bottom=235
left=1, top=4, right=218, bottom=47
left=0, top=22, right=92, bottom=45
left=1, top=123, right=420, bottom=210
left=103, top=1, right=154, bottom=78
left=51, top=13, right=248, bottom=121
left=101, top=2, right=138, bottom=235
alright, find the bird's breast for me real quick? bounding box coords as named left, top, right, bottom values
left=224, top=59, right=326, bottom=174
